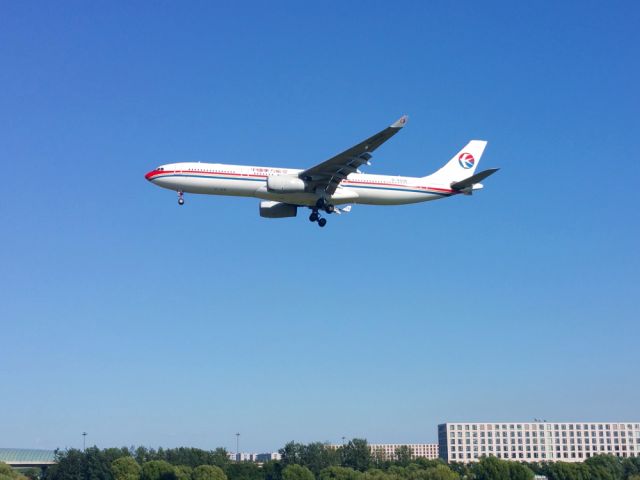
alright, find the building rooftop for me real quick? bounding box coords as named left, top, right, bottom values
left=0, top=449, right=57, bottom=465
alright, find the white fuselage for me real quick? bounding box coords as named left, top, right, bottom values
left=145, top=162, right=459, bottom=206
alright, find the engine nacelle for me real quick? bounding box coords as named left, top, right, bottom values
left=259, top=201, right=297, bottom=218
left=266, top=175, right=306, bottom=193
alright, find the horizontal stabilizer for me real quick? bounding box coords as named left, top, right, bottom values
left=450, top=168, right=500, bottom=191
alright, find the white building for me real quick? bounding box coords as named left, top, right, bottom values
left=438, top=422, right=640, bottom=463
left=227, top=452, right=281, bottom=462
left=369, top=443, right=439, bottom=460
left=256, top=452, right=282, bottom=462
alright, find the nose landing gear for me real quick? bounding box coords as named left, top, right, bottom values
left=177, top=191, right=184, bottom=205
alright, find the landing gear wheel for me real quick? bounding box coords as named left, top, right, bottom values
left=309, top=212, right=319, bottom=222
left=178, top=197, right=184, bottom=205
left=325, top=204, right=335, bottom=214
left=318, top=218, right=327, bottom=227
left=177, top=191, right=184, bottom=205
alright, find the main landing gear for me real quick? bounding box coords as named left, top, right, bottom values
left=177, top=190, right=184, bottom=205
left=308, top=199, right=334, bottom=228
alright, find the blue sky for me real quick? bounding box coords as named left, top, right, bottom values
left=1, top=0, right=639, bottom=453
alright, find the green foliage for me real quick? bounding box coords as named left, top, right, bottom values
left=22, top=469, right=41, bottom=480
left=262, top=462, right=283, bottom=480
left=319, top=466, right=362, bottom=480
left=394, top=448, right=412, bottom=468
left=112, top=457, right=141, bottom=480
left=445, top=463, right=470, bottom=480
left=167, top=450, right=228, bottom=470
left=471, top=457, right=510, bottom=480
left=192, top=465, right=226, bottom=480
left=224, top=463, right=261, bottom=480
left=141, top=461, right=177, bottom=480
left=0, top=463, right=28, bottom=480
left=301, top=444, right=340, bottom=476
left=542, top=461, right=590, bottom=480
left=45, top=447, right=127, bottom=480
left=623, top=457, right=640, bottom=479
left=174, top=467, right=192, bottom=480
left=418, top=465, right=458, bottom=480
left=506, top=463, right=533, bottom=480
left=341, top=440, right=371, bottom=472
left=131, top=449, right=228, bottom=470
left=586, top=455, right=624, bottom=480
left=282, top=465, right=314, bottom=480
left=279, top=444, right=305, bottom=467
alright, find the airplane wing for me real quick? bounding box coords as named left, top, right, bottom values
left=300, top=115, right=408, bottom=195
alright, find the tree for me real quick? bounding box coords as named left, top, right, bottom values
left=141, top=461, right=177, bottom=480
left=174, top=467, right=192, bottom=480
left=507, top=463, right=534, bottom=480
left=319, top=467, right=361, bottom=480
left=386, top=467, right=406, bottom=479
left=134, top=449, right=157, bottom=466
left=112, top=457, right=141, bottom=480
left=542, top=462, right=590, bottom=480
left=413, top=460, right=443, bottom=471
left=0, top=463, right=28, bottom=480
left=340, top=440, right=371, bottom=472
left=419, top=465, right=459, bottom=480
left=471, top=457, right=510, bottom=480
left=44, top=448, right=115, bottom=480
left=192, top=466, right=226, bottom=480
left=210, top=450, right=231, bottom=470
left=446, top=463, right=470, bottom=480
left=262, top=461, right=283, bottom=480
left=224, top=463, right=262, bottom=480
left=586, top=455, right=624, bottom=480
left=370, top=449, right=388, bottom=469
left=282, top=466, right=314, bottom=480
left=623, top=458, right=640, bottom=479
left=362, top=470, right=402, bottom=480
left=301, top=444, right=340, bottom=476
left=22, top=469, right=41, bottom=480
left=393, top=447, right=412, bottom=467
left=279, top=444, right=305, bottom=467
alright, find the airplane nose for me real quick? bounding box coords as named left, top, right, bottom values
left=145, top=170, right=155, bottom=181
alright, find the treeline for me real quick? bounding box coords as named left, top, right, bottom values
left=12, top=439, right=640, bottom=480
left=278, top=440, right=640, bottom=480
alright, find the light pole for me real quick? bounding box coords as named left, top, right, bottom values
left=235, top=433, right=240, bottom=461
left=82, top=432, right=87, bottom=451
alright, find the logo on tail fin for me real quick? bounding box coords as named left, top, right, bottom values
left=458, top=152, right=475, bottom=169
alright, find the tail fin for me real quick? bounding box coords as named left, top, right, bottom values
left=425, top=140, right=488, bottom=183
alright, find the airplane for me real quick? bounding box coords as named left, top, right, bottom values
left=144, top=115, right=498, bottom=227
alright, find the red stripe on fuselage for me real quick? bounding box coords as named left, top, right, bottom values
left=145, top=169, right=455, bottom=194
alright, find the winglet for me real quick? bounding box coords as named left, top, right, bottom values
left=391, top=115, right=409, bottom=129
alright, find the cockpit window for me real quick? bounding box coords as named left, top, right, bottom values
left=158, top=167, right=164, bottom=171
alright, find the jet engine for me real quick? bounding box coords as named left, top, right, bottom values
left=266, top=175, right=306, bottom=193
left=259, top=201, right=297, bottom=218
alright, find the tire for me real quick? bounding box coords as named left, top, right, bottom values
left=178, top=198, right=184, bottom=205
left=318, top=218, right=327, bottom=227
left=325, top=204, right=335, bottom=214
left=309, top=212, right=318, bottom=222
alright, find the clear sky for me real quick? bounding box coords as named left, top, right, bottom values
left=1, top=0, right=639, bottom=454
